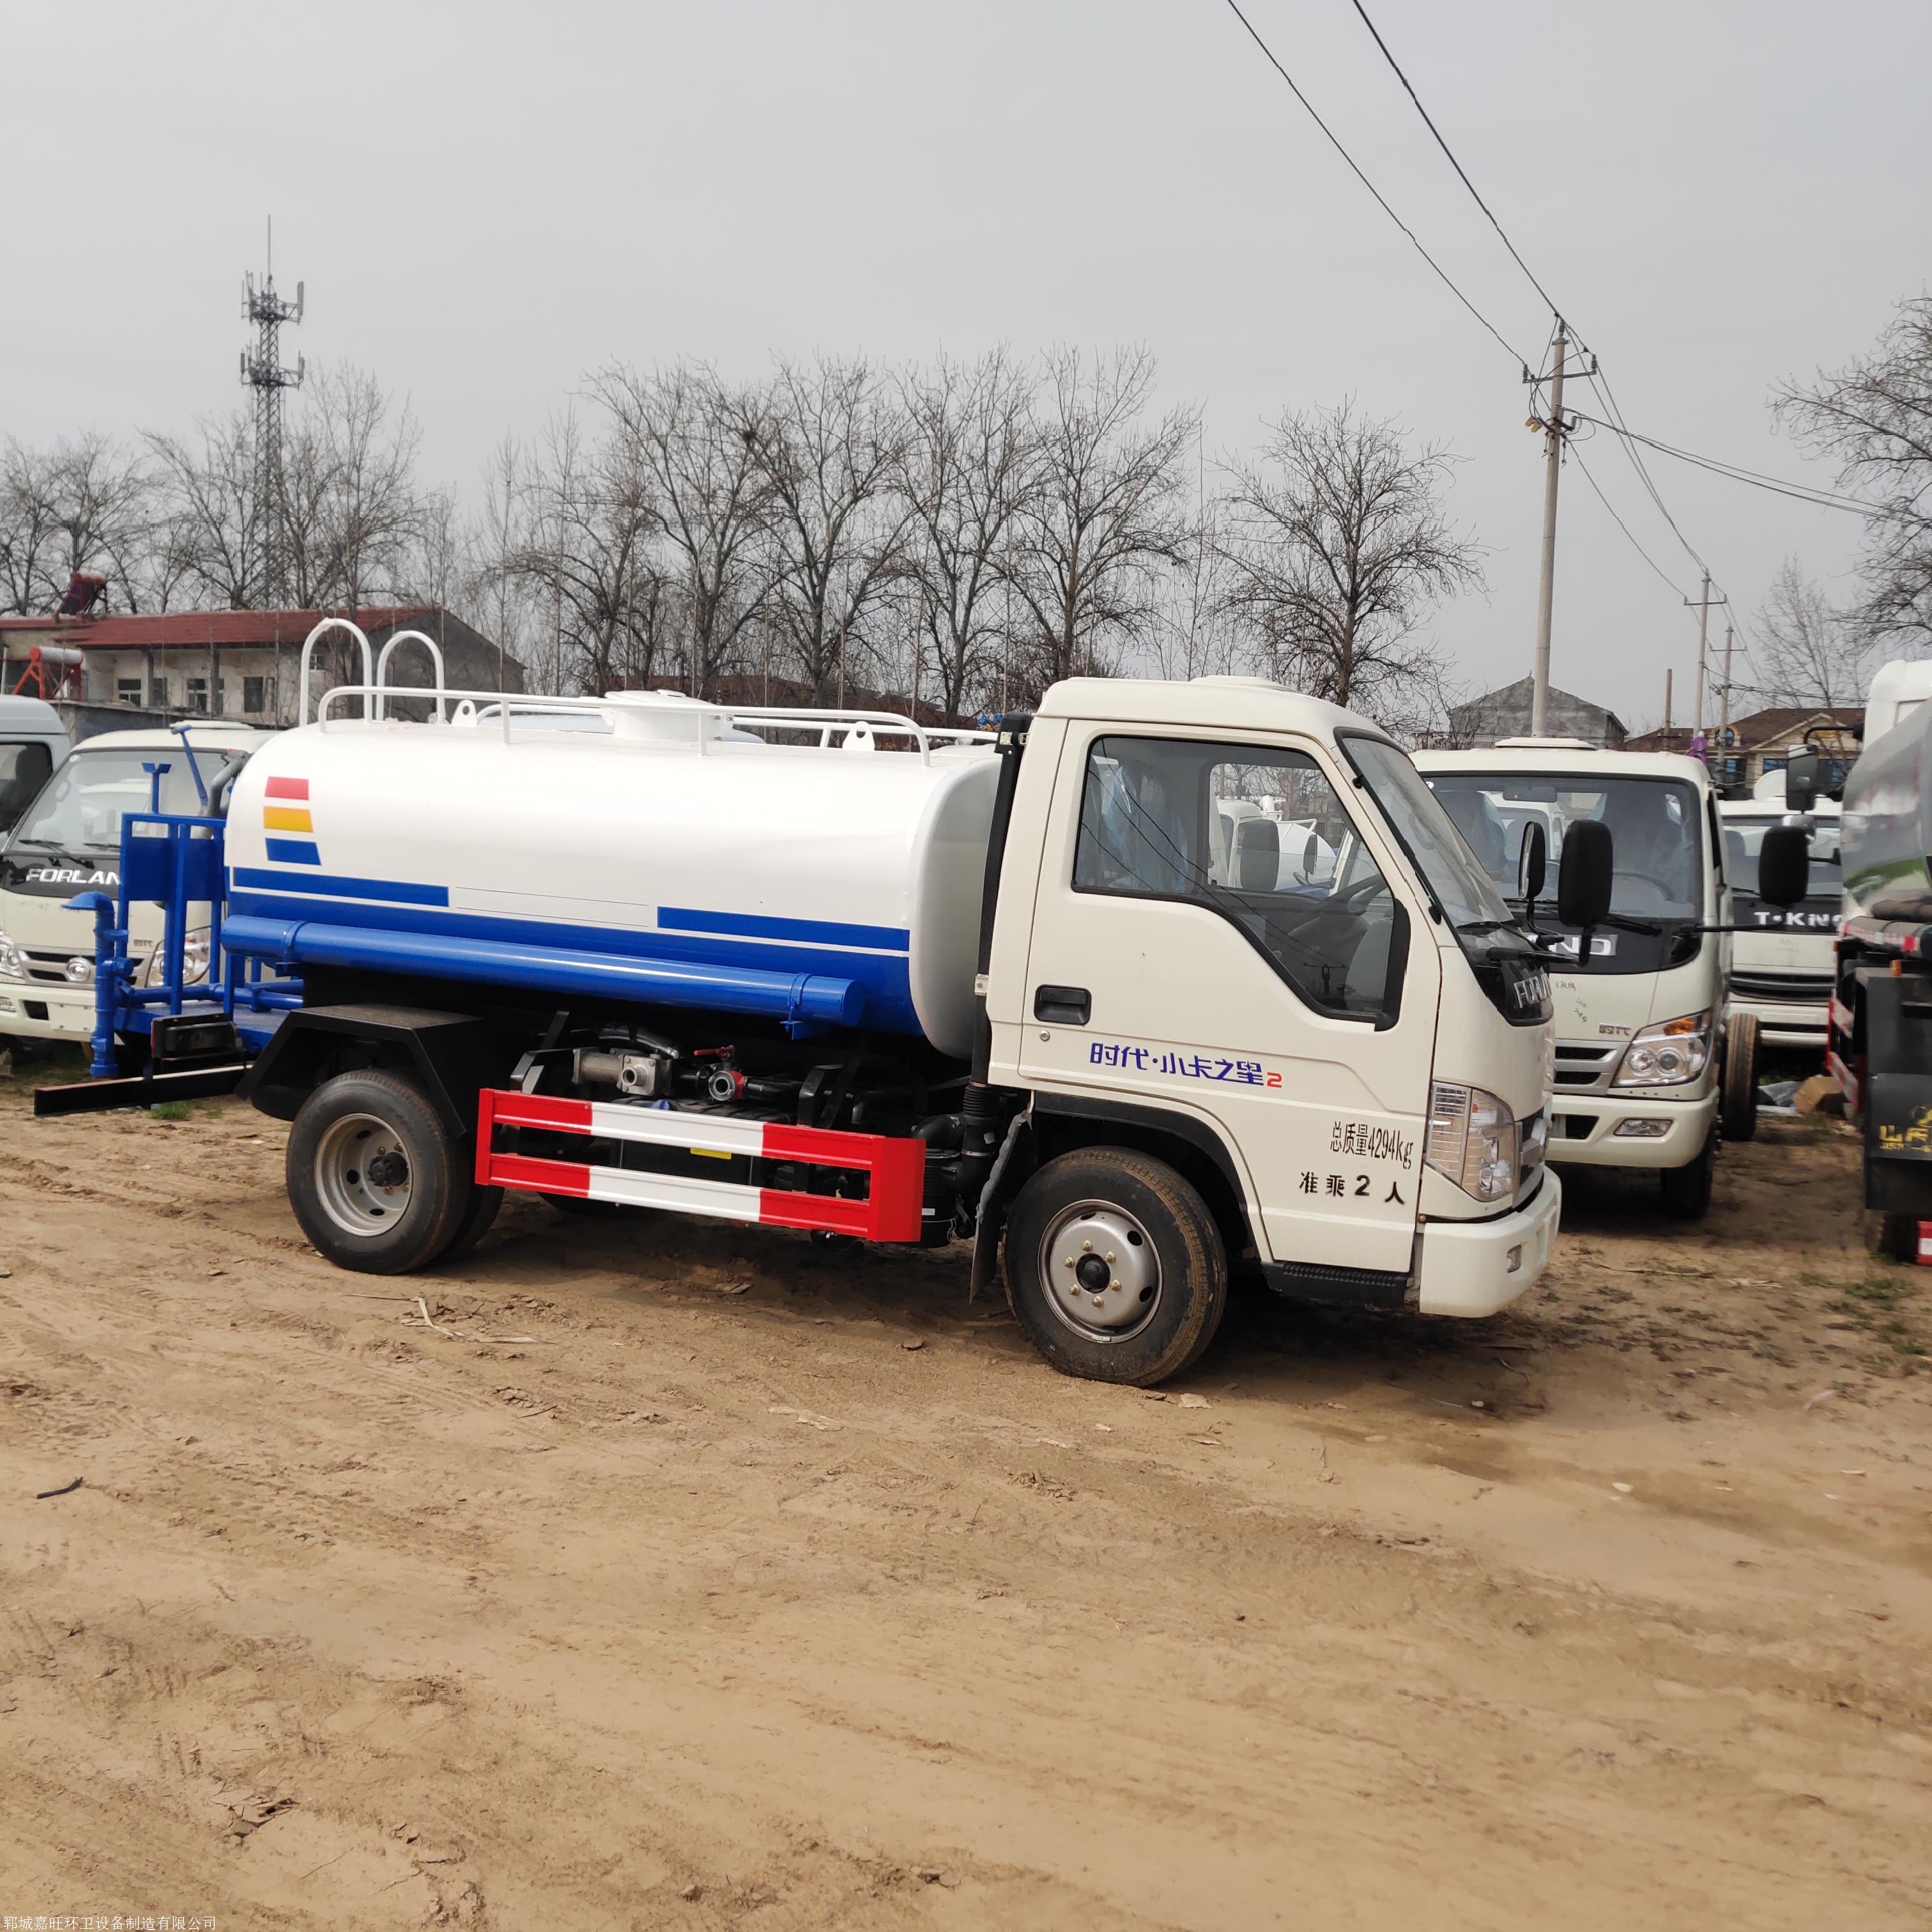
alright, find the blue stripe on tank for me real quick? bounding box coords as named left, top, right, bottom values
left=656, top=904, right=910, bottom=953
left=224, top=889, right=922, bottom=1034
left=264, top=838, right=321, bottom=866
left=233, top=866, right=450, bottom=907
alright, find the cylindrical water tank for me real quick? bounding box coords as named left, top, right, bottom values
left=1842, top=705, right=1932, bottom=919
left=222, top=699, right=1000, bottom=1057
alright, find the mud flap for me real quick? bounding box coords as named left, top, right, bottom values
left=967, top=1107, right=1032, bottom=1303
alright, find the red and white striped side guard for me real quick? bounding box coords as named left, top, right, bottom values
left=473, top=1089, right=927, bottom=1243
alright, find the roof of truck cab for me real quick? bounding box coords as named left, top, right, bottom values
left=1413, top=745, right=1715, bottom=790
left=63, top=724, right=276, bottom=755
left=0, top=695, right=66, bottom=737
left=1034, top=677, right=1390, bottom=744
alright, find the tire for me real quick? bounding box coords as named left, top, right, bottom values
left=1721, top=1011, right=1759, bottom=1143
left=1658, top=1130, right=1716, bottom=1221
left=1865, top=1209, right=1919, bottom=1263
left=287, top=1070, right=471, bottom=1273
left=437, top=1181, right=504, bottom=1263
left=1002, top=1146, right=1227, bottom=1386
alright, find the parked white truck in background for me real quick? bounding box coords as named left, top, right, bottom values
left=0, top=722, right=273, bottom=1056
left=1721, top=791, right=1841, bottom=1054
left=0, top=695, right=70, bottom=844
left=1415, top=742, right=1751, bottom=1219
left=43, top=674, right=1580, bottom=1385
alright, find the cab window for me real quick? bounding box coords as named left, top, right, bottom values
left=0, top=740, right=55, bottom=836
left=1074, top=735, right=1400, bottom=1022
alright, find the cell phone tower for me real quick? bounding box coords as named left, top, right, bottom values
left=240, top=218, right=304, bottom=608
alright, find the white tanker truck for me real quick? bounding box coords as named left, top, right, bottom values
left=38, top=668, right=1586, bottom=1385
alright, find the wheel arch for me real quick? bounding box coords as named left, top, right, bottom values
left=240, top=1004, right=505, bottom=1137
left=1023, top=1092, right=1259, bottom=1264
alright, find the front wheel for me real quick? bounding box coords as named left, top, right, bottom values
left=1658, top=1130, right=1716, bottom=1221
left=1722, top=1011, right=1759, bottom=1142
left=287, top=1070, right=471, bottom=1273
left=1002, top=1147, right=1227, bottom=1385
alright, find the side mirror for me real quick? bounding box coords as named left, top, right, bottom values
left=1519, top=822, right=1547, bottom=905
left=1784, top=746, right=1818, bottom=814
left=1758, top=824, right=1811, bottom=908
left=1302, top=831, right=1319, bottom=885
left=1557, top=818, right=1614, bottom=930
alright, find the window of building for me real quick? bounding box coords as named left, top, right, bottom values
left=185, top=677, right=226, bottom=716
left=1073, top=734, right=1401, bottom=1022
left=117, top=677, right=142, bottom=705
left=148, top=676, right=168, bottom=709
left=243, top=675, right=267, bottom=716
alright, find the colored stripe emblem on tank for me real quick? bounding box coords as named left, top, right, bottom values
left=474, top=1089, right=926, bottom=1243
left=656, top=905, right=910, bottom=953
left=260, top=774, right=319, bottom=864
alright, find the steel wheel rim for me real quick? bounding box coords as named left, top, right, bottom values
left=314, top=1111, right=413, bottom=1237
left=1039, top=1199, right=1160, bottom=1342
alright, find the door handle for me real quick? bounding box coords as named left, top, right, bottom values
left=1034, top=984, right=1091, bottom=1025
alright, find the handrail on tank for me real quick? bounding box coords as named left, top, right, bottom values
left=312, top=684, right=996, bottom=765
left=298, top=619, right=374, bottom=727
left=372, top=629, right=448, bottom=722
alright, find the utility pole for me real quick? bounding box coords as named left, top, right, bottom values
left=1683, top=572, right=1728, bottom=746
left=1528, top=320, right=1572, bottom=737
left=1663, top=667, right=1673, bottom=740
left=1719, top=618, right=1734, bottom=743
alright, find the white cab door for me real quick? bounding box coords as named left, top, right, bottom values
left=1016, top=724, right=1440, bottom=1275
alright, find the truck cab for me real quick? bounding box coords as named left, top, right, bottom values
left=0, top=722, right=272, bottom=1054
left=1721, top=791, right=1841, bottom=1052
left=1414, top=742, right=1737, bottom=1218
left=0, top=696, right=70, bottom=845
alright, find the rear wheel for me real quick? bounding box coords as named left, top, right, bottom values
left=1002, top=1147, right=1227, bottom=1385
left=288, top=1070, right=470, bottom=1273
left=1722, top=1011, right=1760, bottom=1142
left=437, top=1179, right=504, bottom=1262
left=1658, top=1130, right=1716, bottom=1220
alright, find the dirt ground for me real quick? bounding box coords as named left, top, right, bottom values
left=3, top=1069, right=1929, bottom=1931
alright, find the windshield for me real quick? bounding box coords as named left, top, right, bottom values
left=1344, top=737, right=1515, bottom=933
left=1422, top=768, right=1706, bottom=975
left=1723, top=814, right=1841, bottom=898
left=8, top=749, right=212, bottom=855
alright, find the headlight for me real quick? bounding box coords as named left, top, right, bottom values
left=0, top=931, right=26, bottom=982
left=1614, top=1010, right=1711, bottom=1088
left=1427, top=1081, right=1519, bottom=1203
left=139, top=928, right=212, bottom=988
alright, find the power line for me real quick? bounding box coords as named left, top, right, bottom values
left=1344, top=0, right=1567, bottom=325
left=1218, top=0, right=1530, bottom=367
left=1570, top=410, right=1904, bottom=520
left=1567, top=440, right=1689, bottom=601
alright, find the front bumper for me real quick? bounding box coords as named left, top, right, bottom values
left=1547, top=1087, right=1717, bottom=1169
left=0, top=979, right=96, bottom=1043
left=1729, top=993, right=1827, bottom=1052
left=1416, top=1168, right=1561, bottom=1318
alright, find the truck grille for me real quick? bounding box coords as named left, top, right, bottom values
left=1731, top=970, right=1832, bottom=1003
left=1553, top=1041, right=1621, bottom=1091
left=20, top=946, right=90, bottom=986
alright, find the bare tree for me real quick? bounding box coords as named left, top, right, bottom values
left=0, top=436, right=155, bottom=613
left=305, top=365, right=427, bottom=611
left=744, top=354, right=911, bottom=706
left=1215, top=401, right=1482, bottom=729
left=595, top=361, right=773, bottom=699
left=145, top=411, right=261, bottom=609
left=1776, top=296, right=1932, bottom=647
left=1004, top=346, right=1197, bottom=700
left=898, top=349, right=1033, bottom=723
left=502, top=406, right=670, bottom=695
left=1747, top=558, right=1876, bottom=711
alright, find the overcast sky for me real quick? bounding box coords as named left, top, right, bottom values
left=6, top=1, right=1928, bottom=727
